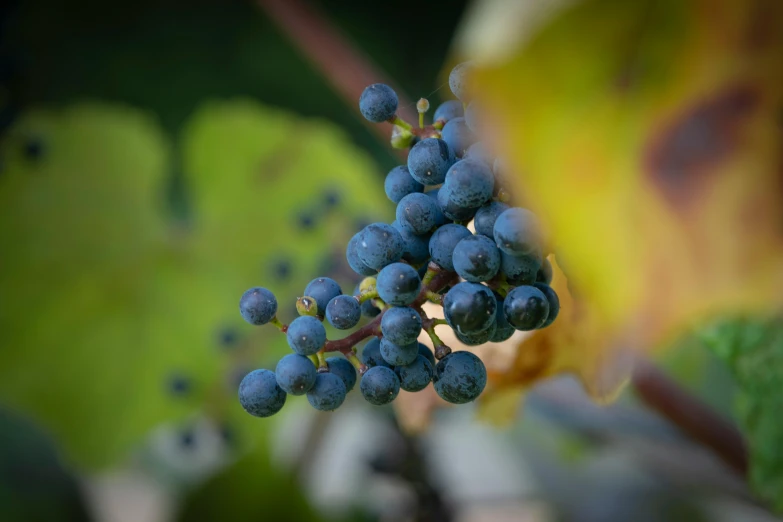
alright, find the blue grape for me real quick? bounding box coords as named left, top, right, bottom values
left=443, top=282, right=497, bottom=334
left=455, top=321, right=496, bottom=346
left=381, top=306, right=422, bottom=346
left=380, top=338, right=419, bottom=366
left=501, top=252, right=541, bottom=286
left=433, top=100, right=463, bottom=124
left=306, top=372, right=347, bottom=411
left=347, top=233, right=377, bottom=276
left=534, top=283, right=560, bottom=328
left=360, top=366, right=400, bottom=405
left=425, top=188, right=450, bottom=226
left=357, top=223, right=404, bottom=271
left=325, top=295, right=361, bottom=330
left=239, top=287, right=277, bottom=325
left=238, top=369, right=286, bottom=417
left=436, top=184, right=478, bottom=222
left=441, top=117, right=476, bottom=158
left=396, top=192, right=443, bottom=235
left=304, top=277, right=342, bottom=318
left=491, top=295, right=515, bottom=342
left=376, top=262, right=421, bottom=306
left=407, top=138, right=455, bottom=186
left=384, top=165, right=424, bottom=203
left=452, top=234, right=501, bottom=283
left=448, top=62, right=474, bottom=102
left=463, top=142, right=494, bottom=167
left=443, top=159, right=494, bottom=209
left=493, top=208, right=543, bottom=257
left=359, top=83, right=398, bottom=123
left=395, top=355, right=434, bottom=392
left=326, top=356, right=358, bottom=392
left=433, top=351, right=486, bottom=404
left=286, top=315, right=327, bottom=355
left=537, top=258, right=553, bottom=284
left=429, top=223, right=471, bottom=271
left=392, top=220, right=431, bottom=264
left=361, top=337, right=391, bottom=368
left=275, top=354, right=317, bottom=395
left=474, top=201, right=509, bottom=238
left=504, top=285, right=550, bottom=330
left=417, top=343, right=436, bottom=366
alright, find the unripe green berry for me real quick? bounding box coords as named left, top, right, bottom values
left=391, top=125, right=415, bottom=149
left=296, top=296, right=318, bottom=317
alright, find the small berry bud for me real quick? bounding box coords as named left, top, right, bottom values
left=296, top=296, right=318, bottom=317
left=416, top=98, right=430, bottom=114
left=390, top=125, right=415, bottom=149
left=434, top=344, right=452, bottom=360
left=359, top=276, right=377, bottom=295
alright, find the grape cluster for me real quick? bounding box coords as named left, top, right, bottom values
left=236, top=63, right=560, bottom=418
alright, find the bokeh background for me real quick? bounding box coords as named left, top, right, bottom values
left=1, top=0, right=781, bottom=521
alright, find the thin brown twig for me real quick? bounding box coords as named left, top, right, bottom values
left=323, top=314, right=382, bottom=356
left=632, top=356, right=748, bottom=476
left=260, top=0, right=753, bottom=491
left=257, top=0, right=416, bottom=155
left=320, top=266, right=457, bottom=356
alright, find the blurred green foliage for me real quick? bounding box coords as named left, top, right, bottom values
left=3, top=0, right=469, bottom=173
left=0, top=97, right=387, bottom=469
left=0, top=409, right=91, bottom=522
left=700, top=318, right=783, bottom=512
left=176, top=443, right=321, bottom=522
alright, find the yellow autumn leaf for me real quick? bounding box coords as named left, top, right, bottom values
left=468, top=0, right=783, bottom=413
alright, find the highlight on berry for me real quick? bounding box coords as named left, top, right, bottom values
left=235, top=63, right=559, bottom=418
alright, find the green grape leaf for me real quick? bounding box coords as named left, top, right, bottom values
left=701, top=318, right=783, bottom=512
left=181, top=98, right=388, bottom=272
left=465, top=0, right=783, bottom=425
left=0, top=99, right=389, bottom=469
left=0, top=104, right=173, bottom=467
left=179, top=98, right=391, bottom=351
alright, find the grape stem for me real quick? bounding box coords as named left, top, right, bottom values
left=487, top=274, right=513, bottom=297
left=421, top=262, right=440, bottom=287
left=389, top=115, right=413, bottom=131
left=425, top=291, right=443, bottom=304
left=347, top=352, right=368, bottom=374
left=321, top=315, right=383, bottom=358
left=632, top=357, right=748, bottom=476
left=316, top=351, right=328, bottom=372
left=317, top=266, right=457, bottom=364
left=357, top=290, right=379, bottom=304
left=419, top=310, right=452, bottom=360
left=270, top=316, right=288, bottom=333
